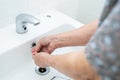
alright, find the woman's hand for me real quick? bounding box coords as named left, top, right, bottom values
left=32, top=36, right=59, bottom=54
left=32, top=49, right=101, bottom=80
left=32, top=52, right=52, bottom=67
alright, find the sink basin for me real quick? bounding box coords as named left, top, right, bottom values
left=0, top=10, right=84, bottom=80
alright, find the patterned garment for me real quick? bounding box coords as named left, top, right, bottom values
left=85, top=0, right=120, bottom=80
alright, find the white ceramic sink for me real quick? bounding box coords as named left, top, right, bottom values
left=0, top=10, right=84, bottom=80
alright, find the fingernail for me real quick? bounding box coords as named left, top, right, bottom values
left=32, top=49, right=35, bottom=52
left=32, top=53, right=35, bottom=55
left=32, top=50, right=35, bottom=53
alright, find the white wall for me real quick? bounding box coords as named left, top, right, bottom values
left=76, top=0, right=105, bottom=23
left=0, top=0, right=105, bottom=29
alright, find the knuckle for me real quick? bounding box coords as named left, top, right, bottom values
left=49, top=42, right=56, bottom=49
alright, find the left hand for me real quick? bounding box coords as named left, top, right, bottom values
left=32, top=52, right=52, bottom=67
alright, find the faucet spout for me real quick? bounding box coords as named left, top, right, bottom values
left=16, top=14, right=40, bottom=34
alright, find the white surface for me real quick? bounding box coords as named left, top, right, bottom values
left=0, top=10, right=83, bottom=55
left=76, top=0, right=105, bottom=23
left=0, top=0, right=105, bottom=28
left=0, top=11, right=83, bottom=80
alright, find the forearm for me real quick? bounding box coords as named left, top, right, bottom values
left=49, top=49, right=101, bottom=80
left=53, top=20, right=98, bottom=47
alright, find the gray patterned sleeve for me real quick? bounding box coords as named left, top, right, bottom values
left=85, top=1, right=120, bottom=80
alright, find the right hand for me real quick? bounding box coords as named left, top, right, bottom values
left=32, top=36, right=59, bottom=54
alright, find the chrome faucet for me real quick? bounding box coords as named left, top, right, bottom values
left=16, top=14, right=40, bottom=34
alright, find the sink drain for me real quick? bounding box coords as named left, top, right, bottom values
left=35, top=66, right=50, bottom=76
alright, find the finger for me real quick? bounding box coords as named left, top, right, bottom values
left=35, top=41, right=42, bottom=52
left=41, top=47, right=49, bottom=53
left=35, top=37, right=52, bottom=52
left=31, top=47, right=36, bottom=53
left=47, top=47, right=54, bottom=54
left=32, top=53, right=38, bottom=61
left=32, top=52, right=36, bottom=55
left=35, top=39, right=49, bottom=52
left=48, top=42, right=57, bottom=53
left=32, top=52, right=38, bottom=56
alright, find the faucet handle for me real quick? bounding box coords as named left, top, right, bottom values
left=16, top=14, right=40, bottom=34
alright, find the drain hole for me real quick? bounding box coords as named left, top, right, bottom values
left=46, top=15, right=51, bottom=18
left=31, top=42, right=36, bottom=48
left=39, top=68, right=47, bottom=73
left=35, top=66, right=50, bottom=76
left=23, top=25, right=27, bottom=30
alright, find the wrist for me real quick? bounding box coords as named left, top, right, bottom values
left=48, top=55, right=58, bottom=67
